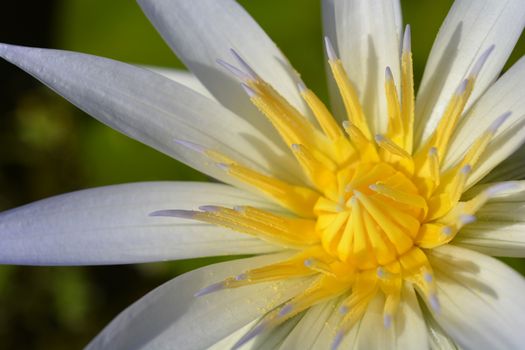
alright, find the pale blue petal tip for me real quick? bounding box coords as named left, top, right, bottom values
left=149, top=209, right=194, bottom=218
left=331, top=331, right=344, bottom=350
left=278, top=304, right=293, bottom=317
left=194, top=281, right=225, bottom=297
left=232, top=322, right=267, bottom=350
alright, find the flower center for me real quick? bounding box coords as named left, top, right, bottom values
left=152, top=28, right=512, bottom=349
left=315, top=161, right=423, bottom=269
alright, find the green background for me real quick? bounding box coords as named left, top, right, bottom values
left=0, top=1, right=523, bottom=348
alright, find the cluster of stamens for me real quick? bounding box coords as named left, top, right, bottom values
left=151, top=25, right=515, bottom=349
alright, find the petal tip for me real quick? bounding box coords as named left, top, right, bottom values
left=324, top=36, right=337, bottom=61
left=194, top=281, right=226, bottom=297
left=403, top=24, right=411, bottom=52
left=385, top=66, right=394, bottom=81
left=149, top=209, right=195, bottom=219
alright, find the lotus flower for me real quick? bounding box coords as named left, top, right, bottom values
left=1, top=0, right=525, bottom=348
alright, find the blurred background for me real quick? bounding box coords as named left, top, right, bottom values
left=0, top=1, right=523, bottom=348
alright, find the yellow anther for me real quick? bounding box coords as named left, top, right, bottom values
left=399, top=250, right=439, bottom=313
left=447, top=111, right=511, bottom=180
left=322, top=211, right=349, bottom=255
left=342, top=121, right=380, bottom=162
left=385, top=66, right=403, bottom=140
left=291, top=143, right=337, bottom=189
left=304, top=257, right=336, bottom=277
left=193, top=205, right=319, bottom=248
left=375, top=134, right=412, bottom=160
left=415, top=223, right=453, bottom=248
left=209, top=249, right=324, bottom=294
left=298, top=82, right=343, bottom=141
left=346, top=163, right=395, bottom=193
left=325, top=37, right=371, bottom=139
left=248, top=91, right=312, bottom=147
left=336, top=208, right=357, bottom=263
left=435, top=79, right=473, bottom=153
left=401, top=25, right=415, bottom=152
left=428, top=147, right=440, bottom=185
left=219, top=162, right=319, bottom=217
left=353, top=191, right=413, bottom=255
left=450, top=165, right=471, bottom=203
left=362, top=209, right=397, bottom=265
left=398, top=247, right=428, bottom=275
left=337, top=271, right=378, bottom=336
left=369, top=182, right=427, bottom=210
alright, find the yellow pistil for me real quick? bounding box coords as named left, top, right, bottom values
left=154, top=28, right=505, bottom=348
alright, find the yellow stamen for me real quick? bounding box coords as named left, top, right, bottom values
left=375, top=134, right=412, bottom=160
left=369, top=182, right=427, bottom=211
left=385, top=67, right=403, bottom=140
left=427, top=147, right=440, bottom=185
left=219, top=162, right=319, bottom=217
left=299, top=82, right=344, bottom=141
left=246, top=85, right=315, bottom=148
left=191, top=205, right=319, bottom=247
left=325, top=37, right=371, bottom=139
left=440, top=111, right=511, bottom=190
left=291, top=143, right=337, bottom=192
left=342, top=121, right=380, bottom=162
left=401, top=25, right=415, bottom=152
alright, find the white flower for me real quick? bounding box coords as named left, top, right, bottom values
left=1, top=0, right=525, bottom=349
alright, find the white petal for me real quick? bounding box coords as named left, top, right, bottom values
left=429, top=245, right=525, bottom=349
left=141, top=66, right=213, bottom=99
left=321, top=0, right=346, bottom=122
left=0, top=44, right=303, bottom=188
left=210, top=316, right=302, bottom=350
left=394, top=284, right=429, bottom=350
left=445, top=57, right=525, bottom=187
left=423, top=310, right=459, bottom=350
left=281, top=286, right=427, bottom=349
left=303, top=296, right=361, bottom=349
left=355, top=294, right=392, bottom=349
left=323, top=0, right=403, bottom=132
left=0, top=182, right=278, bottom=265
left=455, top=181, right=525, bottom=257
left=278, top=298, right=341, bottom=349
left=207, top=321, right=257, bottom=350
left=481, top=143, right=525, bottom=183
left=137, top=0, right=311, bottom=124
left=357, top=286, right=428, bottom=350
left=87, top=253, right=311, bottom=350
left=415, top=0, right=525, bottom=145
left=455, top=222, right=525, bottom=257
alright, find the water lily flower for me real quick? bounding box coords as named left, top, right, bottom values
left=2, top=0, right=525, bottom=348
